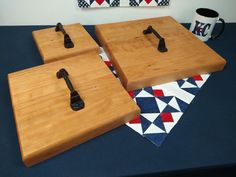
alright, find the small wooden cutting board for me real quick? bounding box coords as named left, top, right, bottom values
left=8, top=53, right=140, bottom=167
left=33, top=23, right=99, bottom=63
left=96, top=16, right=226, bottom=91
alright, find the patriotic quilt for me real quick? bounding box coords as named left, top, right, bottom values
left=78, top=0, right=170, bottom=8
left=99, top=48, right=210, bottom=147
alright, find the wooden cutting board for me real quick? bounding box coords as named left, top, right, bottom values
left=33, top=23, right=99, bottom=63
left=8, top=53, right=140, bottom=167
left=96, top=16, right=226, bottom=91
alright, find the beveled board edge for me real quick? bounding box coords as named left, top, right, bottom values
left=95, top=26, right=129, bottom=90
left=95, top=16, right=226, bottom=91
left=7, top=55, right=140, bottom=167
left=7, top=76, right=27, bottom=165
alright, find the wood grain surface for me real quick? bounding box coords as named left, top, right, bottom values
left=33, top=23, right=99, bottom=63
left=96, top=16, right=226, bottom=91
left=8, top=53, right=140, bottom=167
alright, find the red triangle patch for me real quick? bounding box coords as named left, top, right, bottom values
left=145, top=0, right=152, bottom=4
left=96, top=0, right=105, bottom=5
left=129, top=115, right=141, bottom=124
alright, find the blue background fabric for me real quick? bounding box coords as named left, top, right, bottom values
left=0, top=24, right=236, bottom=177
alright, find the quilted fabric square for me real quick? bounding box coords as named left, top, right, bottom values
left=99, top=48, right=210, bottom=147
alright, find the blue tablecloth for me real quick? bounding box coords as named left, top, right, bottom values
left=0, top=24, right=235, bottom=177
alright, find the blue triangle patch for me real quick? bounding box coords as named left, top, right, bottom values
left=144, top=133, right=167, bottom=147
left=153, top=116, right=166, bottom=131
left=134, top=89, right=142, bottom=97
left=182, top=87, right=200, bottom=96
left=136, top=97, right=160, bottom=113
left=177, top=79, right=185, bottom=88
left=175, top=97, right=189, bottom=112
left=144, top=87, right=154, bottom=96
left=158, top=96, right=173, bottom=104
left=140, top=115, right=152, bottom=133
left=163, top=104, right=179, bottom=113
left=109, top=66, right=115, bottom=71
left=186, top=78, right=197, bottom=87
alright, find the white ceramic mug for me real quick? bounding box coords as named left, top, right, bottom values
left=189, top=8, right=225, bottom=42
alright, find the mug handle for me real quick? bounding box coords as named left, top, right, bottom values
left=211, top=18, right=225, bottom=39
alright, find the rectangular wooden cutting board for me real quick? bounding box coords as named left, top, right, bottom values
left=8, top=53, right=140, bottom=167
left=96, top=16, right=226, bottom=91
left=33, top=23, right=99, bottom=63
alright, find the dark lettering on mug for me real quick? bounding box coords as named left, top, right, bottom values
left=192, top=20, right=211, bottom=37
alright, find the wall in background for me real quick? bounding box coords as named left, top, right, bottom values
left=0, top=0, right=236, bottom=25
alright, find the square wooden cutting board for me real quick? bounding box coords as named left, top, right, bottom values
left=8, top=53, right=140, bottom=167
left=96, top=16, right=226, bottom=91
left=33, top=23, right=99, bottom=63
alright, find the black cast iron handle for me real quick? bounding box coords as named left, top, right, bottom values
left=143, top=25, right=168, bottom=53
left=55, top=23, right=74, bottom=49
left=57, top=68, right=84, bottom=111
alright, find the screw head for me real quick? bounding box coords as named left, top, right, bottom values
left=56, top=68, right=69, bottom=79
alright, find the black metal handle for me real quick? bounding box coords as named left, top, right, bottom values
left=211, top=18, right=225, bottom=40
left=55, top=23, right=74, bottom=49
left=143, top=25, right=168, bottom=53
left=57, top=68, right=84, bottom=111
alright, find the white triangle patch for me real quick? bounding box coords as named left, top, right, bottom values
left=163, top=122, right=176, bottom=133
left=195, top=81, right=204, bottom=88
left=126, top=123, right=143, bottom=135
left=136, top=90, right=154, bottom=98
left=171, top=112, right=183, bottom=123
left=155, top=98, right=167, bottom=112
left=144, top=123, right=165, bottom=134
left=181, top=81, right=197, bottom=88
left=85, top=0, right=90, bottom=4
left=201, top=74, right=210, bottom=81
left=141, top=113, right=159, bottom=122
left=168, top=97, right=181, bottom=112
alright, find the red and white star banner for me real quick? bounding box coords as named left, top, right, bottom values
left=78, top=0, right=170, bottom=8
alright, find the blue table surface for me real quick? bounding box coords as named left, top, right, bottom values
left=0, top=24, right=236, bottom=177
